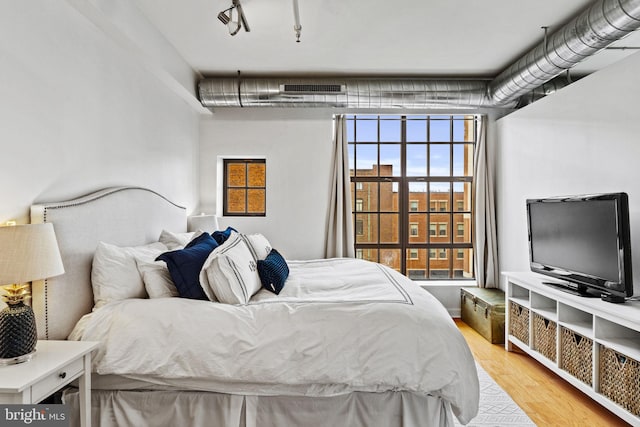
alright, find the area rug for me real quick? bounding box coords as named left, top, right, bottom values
left=455, top=362, right=536, bottom=426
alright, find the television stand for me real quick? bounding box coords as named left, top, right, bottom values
left=505, top=271, right=640, bottom=425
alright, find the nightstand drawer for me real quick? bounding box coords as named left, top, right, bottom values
left=31, top=356, right=84, bottom=402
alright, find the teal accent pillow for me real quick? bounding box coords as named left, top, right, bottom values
left=257, top=249, right=289, bottom=294
left=156, top=233, right=218, bottom=300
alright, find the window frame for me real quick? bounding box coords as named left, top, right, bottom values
left=222, top=158, right=266, bottom=217
left=348, top=114, right=476, bottom=280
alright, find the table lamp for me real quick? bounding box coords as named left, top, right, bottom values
left=187, top=214, right=220, bottom=233
left=0, top=223, right=64, bottom=365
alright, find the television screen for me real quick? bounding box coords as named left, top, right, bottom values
left=527, top=193, right=632, bottom=302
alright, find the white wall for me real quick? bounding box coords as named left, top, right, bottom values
left=199, top=109, right=335, bottom=259
left=495, top=51, right=640, bottom=294
left=0, top=1, right=201, bottom=224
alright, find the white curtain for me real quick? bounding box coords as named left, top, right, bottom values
left=473, top=115, right=499, bottom=288
left=325, top=115, right=354, bottom=258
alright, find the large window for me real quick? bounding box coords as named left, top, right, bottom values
left=348, top=115, right=475, bottom=280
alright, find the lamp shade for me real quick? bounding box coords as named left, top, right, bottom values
left=0, top=223, right=65, bottom=285
left=187, top=214, right=220, bottom=233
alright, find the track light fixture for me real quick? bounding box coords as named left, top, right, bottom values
left=217, top=0, right=302, bottom=42
left=217, top=0, right=250, bottom=36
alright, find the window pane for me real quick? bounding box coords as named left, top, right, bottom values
left=407, top=249, right=427, bottom=279
left=346, top=117, right=355, bottom=142
left=430, top=116, right=451, bottom=142
left=453, top=182, right=471, bottom=212
left=379, top=249, right=401, bottom=272
left=355, top=144, right=377, bottom=175
left=429, top=248, right=450, bottom=277
left=454, top=213, right=472, bottom=243
left=227, top=163, right=246, bottom=187
left=380, top=214, right=399, bottom=243
left=355, top=118, right=377, bottom=142
left=380, top=144, right=400, bottom=176
left=247, top=189, right=265, bottom=213
left=453, top=116, right=474, bottom=142
left=348, top=144, right=355, bottom=176
left=407, top=144, right=427, bottom=176
left=354, top=182, right=378, bottom=211
left=356, top=248, right=378, bottom=263
left=408, top=214, right=427, bottom=242
left=247, top=163, right=265, bottom=187
left=430, top=144, right=450, bottom=176
left=379, top=181, right=397, bottom=212
left=408, top=182, right=426, bottom=211
left=227, top=189, right=246, bottom=213
left=355, top=213, right=378, bottom=243
left=380, top=116, right=401, bottom=142
left=454, top=248, right=474, bottom=278
left=453, top=143, right=473, bottom=176
left=406, top=118, right=427, bottom=142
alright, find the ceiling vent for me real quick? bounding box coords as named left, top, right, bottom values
left=281, top=84, right=345, bottom=93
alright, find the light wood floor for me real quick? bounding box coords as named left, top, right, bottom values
left=456, top=319, right=630, bottom=427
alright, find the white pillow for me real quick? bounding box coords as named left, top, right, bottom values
left=158, top=230, right=203, bottom=250
left=199, top=232, right=262, bottom=304
left=91, top=241, right=167, bottom=308
left=240, top=233, right=272, bottom=261
left=136, top=259, right=179, bottom=298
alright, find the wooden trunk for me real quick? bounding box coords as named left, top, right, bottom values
left=461, top=287, right=505, bottom=344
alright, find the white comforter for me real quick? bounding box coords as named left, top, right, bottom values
left=70, top=258, right=479, bottom=424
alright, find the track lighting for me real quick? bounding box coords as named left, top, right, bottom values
left=217, top=0, right=302, bottom=42
left=217, top=0, right=249, bottom=36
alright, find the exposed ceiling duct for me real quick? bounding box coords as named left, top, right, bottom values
left=199, top=0, right=640, bottom=110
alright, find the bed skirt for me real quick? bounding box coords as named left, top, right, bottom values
left=63, top=388, right=455, bottom=427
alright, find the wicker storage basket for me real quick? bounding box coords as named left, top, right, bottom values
left=509, top=301, right=529, bottom=344
left=532, top=313, right=557, bottom=361
left=559, top=327, right=593, bottom=386
left=599, top=345, right=640, bottom=416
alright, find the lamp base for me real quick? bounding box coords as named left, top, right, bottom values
left=0, top=349, right=35, bottom=365
left=0, top=301, right=38, bottom=362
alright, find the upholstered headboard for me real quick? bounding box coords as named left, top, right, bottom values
left=30, top=187, right=187, bottom=340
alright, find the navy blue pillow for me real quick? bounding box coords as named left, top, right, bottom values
left=257, top=249, right=289, bottom=295
left=155, top=233, right=218, bottom=300
left=211, top=226, right=237, bottom=245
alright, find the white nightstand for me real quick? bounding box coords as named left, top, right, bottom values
left=0, top=340, right=99, bottom=427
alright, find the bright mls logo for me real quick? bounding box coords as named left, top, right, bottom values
left=1, top=405, right=68, bottom=426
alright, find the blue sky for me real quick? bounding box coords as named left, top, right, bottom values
left=347, top=115, right=471, bottom=190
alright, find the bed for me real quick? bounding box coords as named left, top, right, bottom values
left=29, top=186, right=479, bottom=427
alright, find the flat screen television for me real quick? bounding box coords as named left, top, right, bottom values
left=526, top=192, right=633, bottom=303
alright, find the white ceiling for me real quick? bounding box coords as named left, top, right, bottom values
left=132, top=0, right=640, bottom=78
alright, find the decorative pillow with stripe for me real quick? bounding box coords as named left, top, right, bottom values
left=199, top=232, right=262, bottom=304
left=240, top=233, right=272, bottom=261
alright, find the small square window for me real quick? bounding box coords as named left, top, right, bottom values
left=356, top=198, right=364, bottom=212
left=410, top=223, right=419, bottom=236
left=409, top=249, right=419, bottom=260
left=410, top=200, right=419, bottom=212
left=223, top=159, right=265, bottom=216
